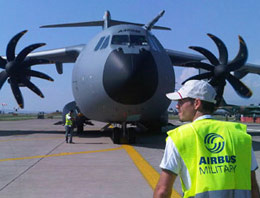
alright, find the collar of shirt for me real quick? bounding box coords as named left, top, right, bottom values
left=193, top=115, right=213, bottom=122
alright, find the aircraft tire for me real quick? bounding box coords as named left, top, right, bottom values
left=112, top=127, right=121, bottom=144
left=127, top=127, right=136, bottom=144
left=77, top=124, right=84, bottom=134
left=143, top=122, right=162, bottom=133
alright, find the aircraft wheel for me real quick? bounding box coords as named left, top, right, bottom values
left=77, top=124, right=84, bottom=134
left=112, top=127, right=121, bottom=144
left=127, top=127, right=136, bottom=144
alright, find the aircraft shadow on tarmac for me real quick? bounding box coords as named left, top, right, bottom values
left=248, top=132, right=260, bottom=151
left=0, top=129, right=167, bottom=149
left=0, top=129, right=111, bottom=138
left=78, top=129, right=167, bottom=149
left=0, top=130, right=65, bottom=136
left=1, top=128, right=258, bottom=151
left=248, top=132, right=260, bottom=137
left=252, top=141, right=260, bottom=151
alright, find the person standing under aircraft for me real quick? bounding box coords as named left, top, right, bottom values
left=65, top=110, right=75, bottom=143
left=153, top=80, right=259, bottom=198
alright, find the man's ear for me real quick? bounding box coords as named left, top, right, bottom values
left=194, top=98, right=202, bottom=110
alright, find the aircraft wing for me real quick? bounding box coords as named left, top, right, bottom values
left=27, top=44, right=85, bottom=74
left=28, top=44, right=85, bottom=63
left=234, top=63, right=260, bottom=78
left=165, top=49, right=205, bottom=65
left=165, top=48, right=260, bottom=77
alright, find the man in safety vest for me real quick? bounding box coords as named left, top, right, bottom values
left=65, top=110, right=75, bottom=143
left=154, top=80, right=259, bottom=198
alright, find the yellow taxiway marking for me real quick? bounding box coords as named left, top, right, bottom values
left=0, top=144, right=180, bottom=197
left=122, top=145, right=181, bottom=198
left=0, top=146, right=124, bottom=162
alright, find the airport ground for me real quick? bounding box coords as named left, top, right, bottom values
left=0, top=118, right=259, bottom=198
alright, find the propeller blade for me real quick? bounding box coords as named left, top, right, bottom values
left=227, top=36, right=248, bottom=72
left=226, top=73, right=252, bottom=98
left=183, top=62, right=214, bottom=71
left=0, top=70, right=8, bottom=89
left=22, top=59, right=52, bottom=68
left=21, top=78, right=44, bottom=98
left=2, top=30, right=55, bottom=108
left=24, top=70, right=54, bottom=81
left=6, top=30, right=28, bottom=62
left=183, top=34, right=252, bottom=103
left=10, top=79, right=24, bottom=108
left=207, top=33, right=228, bottom=65
left=182, top=72, right=213, bottom=85
left=0, top=56, right=7, bottom=69
left=16, top=43, right=46, bottom=63
left=189, top=46, right=219, bottom=66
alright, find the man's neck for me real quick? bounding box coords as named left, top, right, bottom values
left=192, top=112, right=208, bottom=122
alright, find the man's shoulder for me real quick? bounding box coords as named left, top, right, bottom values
left=193, top=119, right=245, bottom=126
left=167, top=122, right=193, bottom=136
left=192, top=119, right=247, bottom=134
left=167, top=119, right=246, bottom=136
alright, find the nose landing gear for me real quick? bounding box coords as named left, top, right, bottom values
left=111, top=122, right=136, bottom=144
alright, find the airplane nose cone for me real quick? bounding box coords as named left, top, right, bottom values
left=103, top=49, right=158, bottom=105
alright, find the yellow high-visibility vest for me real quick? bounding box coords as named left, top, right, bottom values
left=65, top=113, right=73, bottom=126
left=168, top=119, right=251, bottom=198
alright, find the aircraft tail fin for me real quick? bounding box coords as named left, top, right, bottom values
left=40, top=10, right=171, bottom=30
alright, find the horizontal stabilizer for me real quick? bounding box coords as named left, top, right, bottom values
left=40, top=10, right=171, bottom=30
left=40, top=21, right=103, bottom=28
left=110, top=20, right=171, bottom=30
left=40, top=19, right=171, bottom=30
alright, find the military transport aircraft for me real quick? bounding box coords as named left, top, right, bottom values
left=0, top=10, right=260, bottom=143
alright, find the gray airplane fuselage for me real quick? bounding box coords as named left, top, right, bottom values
left=72, top=25, right=175, bottom=124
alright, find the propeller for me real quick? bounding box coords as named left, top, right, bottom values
left=182, top=33, right=252, bottom=106
left=0, top=30, right=54, bottom=108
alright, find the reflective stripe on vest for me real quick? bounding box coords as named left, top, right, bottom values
left=167, top=119, right=252, bottom=198
left=189, top=189, right=251, bottom=198
left=65, top=113, right=73, bottom=126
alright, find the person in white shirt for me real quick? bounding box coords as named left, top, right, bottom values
left=153, top=80, right=259, bottom=198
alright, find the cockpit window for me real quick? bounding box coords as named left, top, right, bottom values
left=111, top=35, right=148, bottom=46
left=94, top=36, right=105, bottom=51
left=111, top=35, right=129, bottom=45
left=100, top=36, right=110, bottom=49
left=130, top=35, right=148, bottom=46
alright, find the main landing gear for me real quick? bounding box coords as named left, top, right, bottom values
left=111, top=122, right=136, bottom=144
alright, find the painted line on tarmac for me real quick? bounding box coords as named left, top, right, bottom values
left=0, top=137, right=63, bottom=142
left=0, top=146, right=124, bottom=162
left=0, top=144, right=180, bottom=197
left=122, top=145, right=181, bottom=198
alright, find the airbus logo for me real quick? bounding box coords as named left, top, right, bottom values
left=204, top=133, right=225, bottom=153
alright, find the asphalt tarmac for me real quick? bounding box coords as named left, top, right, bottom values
left=0, top=119, right=259, bottom=198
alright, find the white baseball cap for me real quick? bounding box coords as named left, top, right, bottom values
left=166, top=80, right=217, bottom=104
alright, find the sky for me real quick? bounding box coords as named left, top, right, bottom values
left=0, top=0, right=260, bottom=112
